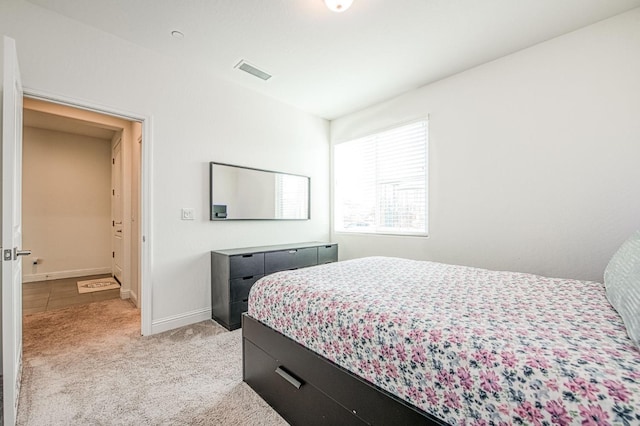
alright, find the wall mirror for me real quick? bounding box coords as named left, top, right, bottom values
left=210, top=162, right=310, bottom=220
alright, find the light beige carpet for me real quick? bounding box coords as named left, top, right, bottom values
left=77, top=277, right=120, bottom=293
left=19, top=299, right=288, bottom=425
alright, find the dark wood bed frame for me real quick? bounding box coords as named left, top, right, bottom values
left=242, top=314, right=448, bottom=425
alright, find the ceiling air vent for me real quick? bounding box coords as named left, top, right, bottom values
left=234, top=60, right=272, bottom=81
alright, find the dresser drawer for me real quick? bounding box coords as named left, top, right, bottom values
left=229, top=300, right=249, bottom=329
left=230, top=275, right=264, bottom=302
left=212, top=243, right=337, bottom=331
left=265, top=247, right=318, bottom=274
left=229, top=253, right=264, bottom=279
left=318, top=244, right=338, bottom=264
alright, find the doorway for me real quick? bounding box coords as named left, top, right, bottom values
left=21, top=96, right=146, bottom=328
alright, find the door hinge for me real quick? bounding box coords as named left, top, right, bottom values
left=112, top=220, right=115, bottom=227
left=112, top=251, right=115, bottom=258
left=112, top=158, right=115, bottom=164
left=112, top=189, right=115, bottom=196
left=4, top=249, right=13, bottom=261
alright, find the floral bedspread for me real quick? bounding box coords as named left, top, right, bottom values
left=248, top=256, right=640, bottom=425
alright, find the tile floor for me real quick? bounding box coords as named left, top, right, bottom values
left=23, top=274, right=121, bottom=315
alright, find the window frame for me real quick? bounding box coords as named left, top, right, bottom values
left=332, top=117, right=429, bottom=238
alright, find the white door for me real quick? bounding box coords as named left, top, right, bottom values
left=112, top=138, right=123, bottom=284
left=1, top=35, right=26, bottom=426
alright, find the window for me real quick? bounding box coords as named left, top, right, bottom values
left=334, top=119, right=428, bottom=236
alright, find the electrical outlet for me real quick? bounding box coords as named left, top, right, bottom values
left=181, top=208, right=195, bottom=220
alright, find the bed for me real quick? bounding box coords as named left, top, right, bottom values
left=242, top=254, right=640, bottom=425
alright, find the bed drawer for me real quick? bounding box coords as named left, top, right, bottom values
left=243, top=315, right=437, bottom=425
left=230, top=275, right=263, bottom=302
left=318, top=244, right=338, bottom=264
left=244, top=339, right=362, bottom=425
left=229, top=253, right=264, bottom=279
left=264, top=247, right=317, bottom=274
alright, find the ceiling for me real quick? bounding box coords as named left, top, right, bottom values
left=25, top=0, right=640, bottom=120
left=23, top=109, right=117, bottom=140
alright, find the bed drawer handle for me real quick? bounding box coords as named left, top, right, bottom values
left=275, top=366, right=303, bottom=389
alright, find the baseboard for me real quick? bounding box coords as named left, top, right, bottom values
left=129, top=290, right=139, bottom=307
left=151, top=307, right=212, bottom=335
left=22, top=267, right=111, bottom=283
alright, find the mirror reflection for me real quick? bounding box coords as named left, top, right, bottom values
left=210, top=162, right=310, bottom=220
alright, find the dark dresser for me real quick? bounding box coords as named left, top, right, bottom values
left=211, top=242, right=338, bottom=330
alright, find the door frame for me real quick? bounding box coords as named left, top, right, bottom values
left=111, top=134, right=124, bottom=285
left=22, top=87, right=153, bottom=336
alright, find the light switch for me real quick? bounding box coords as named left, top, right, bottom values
left=181, top=208, right=195, bottom=220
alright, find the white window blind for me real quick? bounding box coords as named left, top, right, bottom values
left=334, top=119, right=428, bottom=236
left=275, top=173, right=309, bottom=219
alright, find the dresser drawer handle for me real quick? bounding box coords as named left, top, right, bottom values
left=275, top=366, right=303, bottom=389
left=288, top=250, right=297, bottom=254
left=242, top=298, right=248, bottom=303
left=242, top=254, right=253, bottom=258
left=242, top=276, right=254, bottom=280
left=325, top=245, right=332, bottom=248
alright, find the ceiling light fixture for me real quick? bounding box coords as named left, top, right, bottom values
left=324, top=0, right=353, bottom=13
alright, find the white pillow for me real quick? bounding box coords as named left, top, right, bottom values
left=604, top=230, right=640, bottom=348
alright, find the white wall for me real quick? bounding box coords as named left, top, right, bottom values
left=331, top=8, right=640, bottom=282
left=22, top=127, right=112, bottom=281
left=0, top=0, right=330, bottom=332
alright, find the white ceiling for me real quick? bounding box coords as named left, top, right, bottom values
left=23, top=109, right=117, bottom=140
left=25, top=0, right=640, bottom=120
